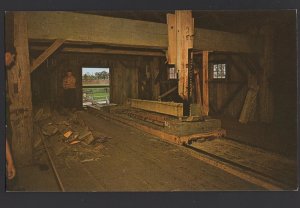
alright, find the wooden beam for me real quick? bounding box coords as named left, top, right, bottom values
left=167, top=13, right=176, bottom=64
left=27, top=11, right=262, bottom=53
left=194, top=67, right=204, bottom=116
left=31, top=39, right=65, bottom=72
left=150, top=57, right=161, bottom=100
left=27, top=12, right=168, bottom=49
left=30, top=45, right=165, bottom=57
left=259, top=25, right=274, bottom=123
left=176, top=11, right=194, bottom=99
left=239, top=54, right=257, bottom=74
left=202, top=51, right=209, bottom=116
left=194, top=67, right=202, bottom=104
left=7, top=12, right=33, bottom=166
left=239, top=85, right=259, bottom=124
left=217, top=82, right=247, bottom=114
left=228, top=55, right=248, bottom=79
left=194, top=28, right=262, bottom=53
left=158, top=86, right=178, bottom=100
left=129, top=99, right=183, bottom=117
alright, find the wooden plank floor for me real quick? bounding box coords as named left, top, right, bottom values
left=190, top=138, right=297, bottom=189
left=44, top=111, right=264, bottom=191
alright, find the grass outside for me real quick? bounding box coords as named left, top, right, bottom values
left=83, top=84, right=109, bottom=87
left=83, top=87, right=110, bottom=101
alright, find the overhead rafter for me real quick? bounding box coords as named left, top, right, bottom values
left=30, top=39, right=65, bottom=72
left=27, top=12, right=262, bottom=53
left=30, top=45, right=165, bottom=57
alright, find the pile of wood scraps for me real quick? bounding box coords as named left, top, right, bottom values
left=33, top=107, right=112, bottom=164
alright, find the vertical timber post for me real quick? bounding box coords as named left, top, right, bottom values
left=7, top=12, right=33, bottom=166
left=175, top=10, right=194, bottom=100
left=259, top=24, right=274, bottom=123
left=167, top=11, right=194, bottom=100
left=202, top=51, right=209, bottom=116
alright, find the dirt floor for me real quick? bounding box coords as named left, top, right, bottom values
left=50, top=111, right=263, bottom=191
left=7, top=152, right=60, bottom=192
left=10, top=109, right=296, bottom=192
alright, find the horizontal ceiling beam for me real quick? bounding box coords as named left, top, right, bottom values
left=27, top=12, right=167, bottom=49
left=194, top=28, right=262, bottom=53
left=30, top=45, right=165, bottom=57
left=26, top=11, right=262, bottom=53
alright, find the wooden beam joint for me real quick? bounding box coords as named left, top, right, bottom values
left=30, top=39, right=65, bottom=72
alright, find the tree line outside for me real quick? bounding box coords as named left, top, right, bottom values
left=82, top=71, right=109, bottom=81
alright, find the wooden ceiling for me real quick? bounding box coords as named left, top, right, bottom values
left=26, top=10, right=295, bottom=56
left=78, top=10, right=295, bottom=33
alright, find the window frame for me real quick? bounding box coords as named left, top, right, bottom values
left=210, top=62, right=229, bottom=81
left=167, top=64, right=178, bottom=80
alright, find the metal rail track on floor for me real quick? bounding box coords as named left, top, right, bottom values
left=86, top=106, right=289, bottom=190
left=37, top=124, right=66, bottom=192
left=182, top=144, right=288, bottom=190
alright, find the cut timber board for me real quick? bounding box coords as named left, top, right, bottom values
left=129, top=99, right=183, bottom=117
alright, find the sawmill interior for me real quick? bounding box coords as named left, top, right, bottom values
left=4, top=10, right=297, bottom=191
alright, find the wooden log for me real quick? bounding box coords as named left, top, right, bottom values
left=8, top=12, right=33, bottom=166
left=30, top=39, right=65, bottom=72
left=202, top=51, right=209, bottom=116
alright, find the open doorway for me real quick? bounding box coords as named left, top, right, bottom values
left=82, top=67, right=110, bottom=107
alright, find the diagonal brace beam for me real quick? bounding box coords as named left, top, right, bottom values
left=31, top=39, right=65, bottom=72
left=158, top=86, right=178, bottom=101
